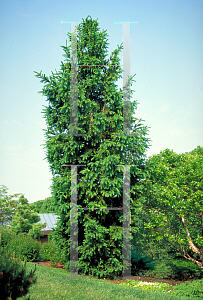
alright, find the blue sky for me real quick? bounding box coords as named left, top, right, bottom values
left=0, top=0, right=202, bottom=203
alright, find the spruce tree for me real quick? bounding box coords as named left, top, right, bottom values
left=34, top=15, right=150, bottom=279
left=0, top=238, right=37, bottom=300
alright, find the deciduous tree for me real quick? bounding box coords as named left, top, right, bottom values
left=30, top=197, right=56, bottom=213
left=139, top=146, right=203, bottom=268
left=0, top=185, right=20, bottom=227
left=8, top=195, right=46, bottom=239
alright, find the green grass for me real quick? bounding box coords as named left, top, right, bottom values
left=17, top=262, right=201, bottom=300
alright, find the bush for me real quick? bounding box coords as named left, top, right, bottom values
left=39, top=241, right=56, bottom=261
left=0, top=226, right=16, bottom=250
left=8, top=233, right=41, bottom=262
left=0, top=245, right=37, bottom=300
left=171, top=278, right=203, bottom=298
left=131, top=249, right=155, bottom=276
left=39, top=241, right=66, bottom=264
left=168, top=258, right=203, bottom=280
left=142, top=257, right=203, bottom=280
left=142, top=260, right=173, bottom=279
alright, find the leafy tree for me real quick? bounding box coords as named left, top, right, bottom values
left=8, top=195, right=46, bottom=239
left=34, top=15, right=150, bottom=278
left=0, top=185, right=20, bottom=227
left=139, top=146, right=203, bottom=269
left=30, top=197, right=57, bottom=213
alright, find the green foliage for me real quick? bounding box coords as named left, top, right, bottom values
left=168, top=258, right=203, bottom=280
left=39, top=242, right=53, bottom=260
left=8, top=195, right=46, bottom=239
left=142, top=258, right=203, bottom=281
left=171, top=278, right=203, bottom=298
left=39, top=241, right=66, bottom=264
left=139, top=146, right=203, bottom=269
left=0, top=225, right=16, bottom=250
left=0, top=185, right=20, bottom=227
left=75, top=219, right=123, bottom=279
left=142, top=260, right=174, bottom=279
left=28, top=222, right=46, bottom=240
left=8, top=234, right=41, bottom=262
left=118, top=279, right=172, bottom=293
left=0, top=246, right=37, bottom=300
left=131, top=249, right=155, bottom=276
left=35, top=15, right=150, bottom=279
left=30, top=197, right=57, bottom=213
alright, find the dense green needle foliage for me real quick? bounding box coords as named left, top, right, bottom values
left=34, top=15, right=150, bottom=278
left=0, top=234, right=37, bottom=300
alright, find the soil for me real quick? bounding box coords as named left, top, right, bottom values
left=31, top=259, right=199, bottom=288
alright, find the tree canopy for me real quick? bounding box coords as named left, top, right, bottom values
left=30, top=197, right=57, bottom=213
left=0, top=185, right=21, bottom=227
left=8, top=195, right=46, bottom=239
left=136, top=146, right=203, bottom=268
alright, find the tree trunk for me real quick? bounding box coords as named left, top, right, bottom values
left=176, top=214, right=203, bottom=268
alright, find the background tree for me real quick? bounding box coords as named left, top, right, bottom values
left=0, top=185, right=20, bottom=227
left=34, top=15, right=150, bottom=278
left=8, top=195, right=46, bottom=239
left=136, top=146, right=203, bottom=269
left=30, top=197, right=57, bottom=213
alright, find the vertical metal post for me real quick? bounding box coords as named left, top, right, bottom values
left=62, top=164, right=86, bottom=279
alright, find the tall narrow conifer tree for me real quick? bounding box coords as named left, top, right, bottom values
left=34, top=15, right=150, bottom=279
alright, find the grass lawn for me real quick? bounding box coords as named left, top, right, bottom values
left=17, top=262, right=200, bottom=300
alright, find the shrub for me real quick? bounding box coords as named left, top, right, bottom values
left=0, top=226, right=16, bottom=250
left=142, top=260, right=173, bottom=279
left=39, top=241, right=66, bottom=264
left=142, top=257, right=203, bottom=280
left=131, top=250, right=155, bottom=276
left=0, top=244, right=37, bottom=300
left=168, top=258, right=203, bottom=280
left=171, top=278, right=203, bottom=298
left=8, top=233, right=41, bottom=262
left=39, top=241, right=56, bottom=261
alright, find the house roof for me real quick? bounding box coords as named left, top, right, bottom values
left=37, top=213, right=59, bottom=231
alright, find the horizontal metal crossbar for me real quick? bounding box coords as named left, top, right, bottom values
left=77, top=207, right=124, bottom=210
left=76, top=64, right=120, bottom=67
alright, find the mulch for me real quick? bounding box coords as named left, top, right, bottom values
left=31, top=259, right=199, bottom=287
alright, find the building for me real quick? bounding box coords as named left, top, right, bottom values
left=37, top=213, right=59, bottom=243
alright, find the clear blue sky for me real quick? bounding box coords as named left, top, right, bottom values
left=0, top=0, right=202, bottom=203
